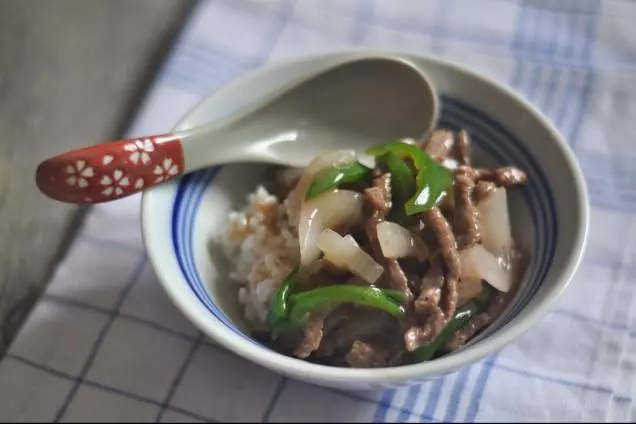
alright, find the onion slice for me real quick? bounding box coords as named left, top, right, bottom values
left=355, top=152, right=376, bottom=169
left=458, top=244, right=513, bottom=292
left=298, top=189, right=364, bottom=266
left=286, top=150, right=357, bottom=225
left=377, top=221, right=430, bottom=261
left=317, top=229, right=384, bottom=284
left=477, top=187, right=513, bottom=257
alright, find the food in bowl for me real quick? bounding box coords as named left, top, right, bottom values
left=222, top=129, right=528, bottom=368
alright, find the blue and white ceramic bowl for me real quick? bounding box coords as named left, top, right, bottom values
left=141, top=51, right=588, bottom=391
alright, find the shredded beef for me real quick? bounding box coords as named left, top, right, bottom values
left=294, top=312, right=327, bottom=358
left=318, top=307, right=401, bottom=359
left=423, top=129, right=455, bottom=162
left=404, top=259, right=446, bottom=351
left=345, top=340, right=402, bottom=368
left=453, top=171, right=481, bottom=249
left=424, top=208, right=459, bottom=319
left=364, top=173, right=413, bottom=300
left=456, top=130, right=471, bottom=165
left=469, top=166, right=527, bottom=187
left=364, top=174, right=392, bottom=215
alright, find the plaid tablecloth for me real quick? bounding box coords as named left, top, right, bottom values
left=2, top=0, right=635, bottom=421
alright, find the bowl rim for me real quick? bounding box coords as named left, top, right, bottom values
left=141, top=48, right=589, bottom=385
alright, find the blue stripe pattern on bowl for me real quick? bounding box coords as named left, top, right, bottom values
left=171, top=97, right=557, bottom=348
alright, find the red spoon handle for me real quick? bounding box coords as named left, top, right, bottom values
left=36, top=134, right=185, bottom=204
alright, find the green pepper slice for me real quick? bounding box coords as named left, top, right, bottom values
left=305, top=162, right=372, bottom=199
left=267, top=266, right=299, bottom=336
left=382, top=151, right=416, bottom=202
left=288, top=285, right=406, bottom=326
left=367, top=141, right=453, bottom=215
left=382, top=288, right=409, bottom=305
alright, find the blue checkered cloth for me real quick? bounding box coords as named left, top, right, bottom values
left=2, top=0, right=634, bottom=421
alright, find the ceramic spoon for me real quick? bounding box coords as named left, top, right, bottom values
left=36, top=56, right=439, bottom=204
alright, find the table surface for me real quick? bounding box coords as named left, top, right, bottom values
left=0, top=0, right=195, bottom=354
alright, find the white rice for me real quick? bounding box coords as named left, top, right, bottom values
left=221, top=185, right=299, bottom=330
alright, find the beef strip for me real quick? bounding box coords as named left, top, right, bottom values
left=456, top=166, right=498, bottom=204
left=453, top=170, right=481, bottom=249
left=423, top=129, right=455, bottom=162
left=456, top=130, right=471, bottom=165
left=469, top=166, right=527, bottom=187
left=345, top=340, right=402, bottom=368
left=364, top=173, right=392, bottom=215
left=473, top=181, right=497, bottom=204
left=444, top=291, right=509, bottom=351
left=384, top=260, right=412, bottom=297
left=456, top=165, right=477, bottom=180
left=424, top=207, right=459, bottom=319
left=415, top=258, right=444, bottom=310
left=322, top=304, right=354, bottom=334
left=438, top=191, right=456, bottom=217
left=364, top=173, right=413, bottom=300
left=294, top=311, right=328, bottom=358
left=432, top=270, right=458, bottom=319
left=493, top=166, right=527, bottom=186
left=404, top=259, right=446, bottom=351
left=404, top=310, right=445, bottom=352
left=403, top=209, right=461, bottom=351
left=317, top=307, right=400, bottom=358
